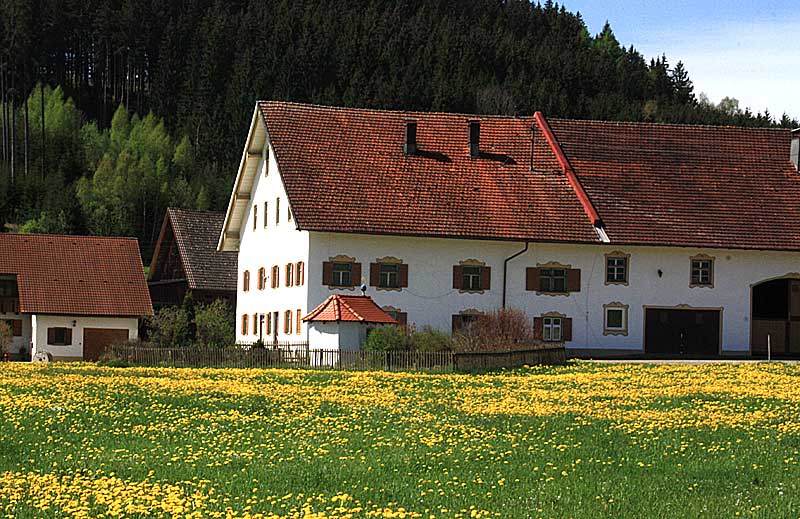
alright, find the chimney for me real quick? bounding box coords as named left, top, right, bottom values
left=404, top=119, right=417, bottom=155
left=529, top=124, right=536, bottom=171
left=469, top=120, right=480, bottom=158
left=792, top=129, right=799, bottom=171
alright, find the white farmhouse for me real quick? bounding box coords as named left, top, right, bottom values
left=219, top=101, right=800, bottom=357
left=0, top=234, right=153, bottom=361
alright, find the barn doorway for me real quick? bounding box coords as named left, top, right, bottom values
left=644, top=308, right=721, bottom=355
left=751, top=278, right=800, bottom=356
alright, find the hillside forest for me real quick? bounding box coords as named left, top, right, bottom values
left=1, top=0, right=797, bottom=260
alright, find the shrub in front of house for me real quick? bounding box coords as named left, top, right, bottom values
left=146, top=306, right=191, bottom=348
left=195, top=300, right=235, bottom=348
left=453, top=308, right=537, bottom=352
left=409, top=326, right=453, bottom=352
left=363, top=324, right=408, bottom=352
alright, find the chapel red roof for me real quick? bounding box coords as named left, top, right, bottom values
left=303, top=294, right=398, bottom=324
left=0, top=233, right=153, bottom=316
left=258, top=101, right=800, bottom=251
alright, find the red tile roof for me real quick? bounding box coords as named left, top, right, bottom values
left=259, top=101, right=800, bottom=251
left=303, top=294, right=397, bottom=324
left=0, top=234, right=153, bottom=316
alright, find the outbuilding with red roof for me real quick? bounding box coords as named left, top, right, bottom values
left=0, top=233, right=153, bottom=361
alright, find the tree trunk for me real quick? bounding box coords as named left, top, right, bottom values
left=24, top=93, right=29, bottom=178
left=40, top=80, right=45, bottom=181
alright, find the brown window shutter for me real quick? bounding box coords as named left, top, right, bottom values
left=562, top=318, right=573, bottom=341
left=451, top=314, right=462, bottom=333
left=241, top=315, right=247, bottom=335
left=253, top=314, right=258, bottom=335
left=481, top=266, right=491, bottom=290
left=453, top=266, right=463, bottom=289
left=533, top=317, right=543, bottom=340
left=567, top=269, right=581, bottom=292
left=399, top=264, right=409, bottom=287
left=296, top=309, right=302, bottom=335
left=370, top=263, right=380, bottom=286
left=351, top=263, right=362, bottom=287
left=396, top=312, right=408, bottom=327
left=526, top=268, right=540, bottom=291
left=65, top=328, right=73, bottom=345
left=47, top=328, right=55, bottom=344
left=12, top=320, right=22, bottom=336
left=322, top=261, right=333, bottom=285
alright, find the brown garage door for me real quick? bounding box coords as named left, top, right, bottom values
left=645, top=309, right=720, bottom=355
left=83, top=328, right=129, bottom=361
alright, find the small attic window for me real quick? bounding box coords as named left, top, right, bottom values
left=263, top=145, right=270, bottom=176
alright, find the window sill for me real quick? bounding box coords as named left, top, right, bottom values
left=603, top=329, right=628, bottom=336
left=376, top=286, right=403, bottom=292
left=327, top=285, right=357, bottom=291
left=458, top=289, right=486, bottom=294
left=689, top=283, right=714, bottom=289
left=604, top=281, right=629, bottom=286
left=535, top=290, right=570, bottom=297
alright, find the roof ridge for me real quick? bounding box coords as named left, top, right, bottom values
left=259, top=100, right=533, bottom=121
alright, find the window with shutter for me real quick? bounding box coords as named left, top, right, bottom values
left=538, top=313, right=569, bottom=342
left=258, top=268, right=266, bottom=290
left=332, top=263, right=353, bottom=287
left=382, top=307, right=407, bottom=327
left=243, top=271, right=250, bottom=292
left=263, top=202, right=268, bottom=228
left=253, top=204, right=257, bottom=231
left=252, top=314, right=258, bottom=336
left=47, top=327, right=71, bottom=345
left=534, top=263, right=579, bottom=294
left=241, top=315, right=248, bottom=335
left=285, top=264, right=294, bottom=287
left=275, top=197, right=280, bottom=224
left=284, top=310, right=292, bottom=334
left=455, top=260, right=488, bottom=293
left=296, top=262, right=305, bottom=286
left=272, top=265, right=280, bottom=288
left=296, top=309, right=302, bottom=335
left=11, top=319, right=22, bottom=337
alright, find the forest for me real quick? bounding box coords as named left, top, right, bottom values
left=1, top=0, right=797, bottom=260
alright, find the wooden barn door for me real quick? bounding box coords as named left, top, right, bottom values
left=83, top=328, right=129, bottom=361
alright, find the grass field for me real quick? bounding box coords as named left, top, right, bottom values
left=1, top=362, right=799, bottom=518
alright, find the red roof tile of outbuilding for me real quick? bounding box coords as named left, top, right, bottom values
left=257, top=101, right=800, bottom=251
left=303, top=294, right=397, bottom=324
left=0, top=233, right=153, bottom=316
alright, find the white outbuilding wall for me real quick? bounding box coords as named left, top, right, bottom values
left=235, top=140, right=310, bottom=344
left=305, top=231, right=800, bottom=353
left=31, top=315, right=139, bottom=361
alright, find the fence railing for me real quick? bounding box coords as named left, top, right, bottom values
left=107, top=343, right=565, bottom=372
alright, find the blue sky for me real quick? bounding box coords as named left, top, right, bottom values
left=560, top=0, right=800, bottom=120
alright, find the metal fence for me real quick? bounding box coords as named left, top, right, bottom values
left=107, top=343, right=565, bottom=372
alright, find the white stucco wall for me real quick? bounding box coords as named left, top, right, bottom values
left=306, top=232, right=800, bottom=353
left=235, top=140, right=310, bottom=343
left=31, top=315, right=139, bottom=360
left=0, top=312, right=31, bottom=355
left=308, top=321, right=367, bottom=352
